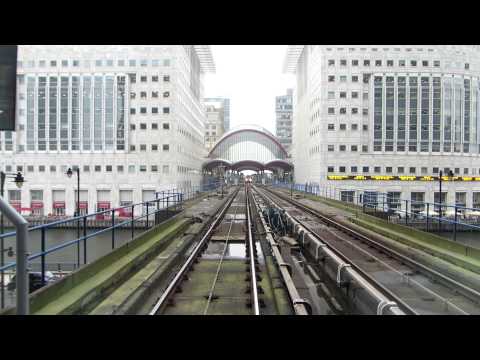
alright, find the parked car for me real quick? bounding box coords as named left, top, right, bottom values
left=7, top=271, right=56, bottom=293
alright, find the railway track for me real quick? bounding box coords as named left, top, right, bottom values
left=148, top=186, right=302, bottom=315
left=256, top=186, right=480, bottom=315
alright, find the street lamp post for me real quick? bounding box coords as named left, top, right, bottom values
left=438, top=169, right=453, bottom=232
left=1, top=171, right=25, bottom=309
left=67, top=167, right=81, bottom=268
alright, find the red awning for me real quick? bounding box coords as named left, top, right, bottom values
left=53, top=201, right=65, bottom=209
left=97, top=202, right=111, bottom=209
left=77, top=202, right=88, bottom=209
left=31, top=201, right=44, bottom=209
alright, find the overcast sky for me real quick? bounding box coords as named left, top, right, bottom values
left=204, top=45, right=295, bottom=133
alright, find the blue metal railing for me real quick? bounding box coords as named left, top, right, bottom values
left=271, top=182, right=480, bottom=241
left=0, top=183, right=222, bottom=309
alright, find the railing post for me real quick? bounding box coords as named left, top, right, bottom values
left=166, top=196, right=169, bottom=217
left=405, top=200, right=408, bottom=225
left=83, top=216, right=87, bottom=263
left=156, top=199, right=160, bottom=225
left=131, top=205, right=135, bottom=242
left=454, top=205, right=458, bottom=241
left=41, top=227, right=46, bottom=287
left=146, top=202, right=149, bottom=229
left=426, top=203, right=430, bottom=232
left=111, top=209, right=115, bottom=250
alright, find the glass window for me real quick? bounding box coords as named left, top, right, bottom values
left=340, top=76, right=347, bottom=82
left=351, top=166, right=357, bottom=173
left=398, top=167, right=404, bottom=174
left=163, top=123, right=170, bottom=130
left=163, top=107, right=170, bottom=114
left=352, top=75, right=359, bottom=82
left=140, top=59, right=148, bottom=67
left=364, top=60, right=370, bottom=66
left=434, top=60, right=440, bottom=67
left=163, top=144, right=169, bottom=151
left=328, top=107, right=335, bottom=114
left=50, top=60, right=57, bottom=67
left=163, top=165, right=169, bottom=174
left=339, top=166, right=346, bottom=173
left=140, top=144, right=147, bottom=151
left=140, top=165, right=147, bottom=172
left=327, top=166, right=334, bottom=173
left=106, top=165, right=112, bottom=172
left=374, top=166, right=381, bottom=173
left=117, top=165, right=124, bottom=172
left=328, top=75, right=335, bottom=82
left=152, top=59, right=160, bottom=67
left=83, top=165, right=90, bottom=172
left=129, top=59, right=136, bottom=67
left=340, top=59, right=347, bottom=66
left=95, top=165, right=101, bottom=172
left=409, top=167, right=416, bottom=174
left=386, top=167, right=392, bottom=173
left=128, top=165, right=135, bottom=173
left=352, top=60, right=358, bottom=66
left=328, top=145, right=334, bottom=151
left=352, top=91, right=358, bottom=99
left=362, top=166, right=369, bottom=173
left=351, top=145, right=358, bottom=151
left=152, top=144, right=158, bottom=151
left=152, top=123, right=158, bottom=130
left=340, top=92, right=347, bottom=98
left=95, top=60, right=102, bottom=67
left=375, top=60, right=382, bottom=66
left=163, top=75, right=170, bottom=82
left=328, top=91, right=335, bottom=99
left=163, top=59, right=171, bottom=66
left=340, top=124, right=346, bottom=130
left=118, top=60, right=125, bottom=66
left=422, top=60, right=428, bottom=67
left=410, top=60, right=417, bottom=67
left=339, top=145, right=346, bottom=151
left=387, top=60, right=393, bottom=66
left=50, top=165, right=56, bottom=172
left=140, top=123, right=147, bottom=130
left=61, top=60, right=68, bottom=67
left=151, top=165, right=158, bottom=172
left=328, top=59, right=335, bottom=66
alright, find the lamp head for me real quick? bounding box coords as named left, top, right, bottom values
left=14, top=172, right=24, bottom=189
left=66, top=168, right=73, bottom=178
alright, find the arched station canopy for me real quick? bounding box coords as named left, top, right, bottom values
left=203, top=124, right=293, bottom=172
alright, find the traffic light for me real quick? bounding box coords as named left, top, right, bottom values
left=0, top=45, right=18, bottom=131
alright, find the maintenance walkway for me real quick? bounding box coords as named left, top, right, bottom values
left=270, top=186, right=480, bottom=294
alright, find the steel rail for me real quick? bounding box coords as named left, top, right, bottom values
left=256, top=186, right=410, bottom=315
left=250, top=189, right=310, bottom=315
left=246, top=185, right=260, bottom=315
left=203, top=190, right=242, bottom=315
left=149, top=188, right=239, bottom=315
left=264, top=186, right=480, bottom=310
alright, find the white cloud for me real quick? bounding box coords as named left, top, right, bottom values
left=204, top=45, right=295, bottom=134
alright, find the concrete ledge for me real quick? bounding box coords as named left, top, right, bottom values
left=1, top=214, right=192, bottom=315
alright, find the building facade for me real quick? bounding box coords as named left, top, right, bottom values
left=204, top=100, right=225, bottom=150
left=0, top=45, right=215, bottom=216
left=204, top=97, right=230, bottom=131
left=284, top=45, right=480, bottom=209
left=275, top=88, right=293, bottom=152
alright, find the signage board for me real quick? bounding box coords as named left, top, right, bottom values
left=0, top=45, right=18, bottom=131
left=327, top=175, right=480, bottom=182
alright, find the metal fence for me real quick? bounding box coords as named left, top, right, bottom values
left=0, top=183, right=222, bottom=311
left=271, top=181, right=480, bottom=241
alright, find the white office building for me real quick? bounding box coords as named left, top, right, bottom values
left=275, top=88, right=293, bottom=152
left=284, top=45, right=480, bottom=210
left=0, top=45, right=215, bottom=216
left=204, top=100, right=225, bottom=150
